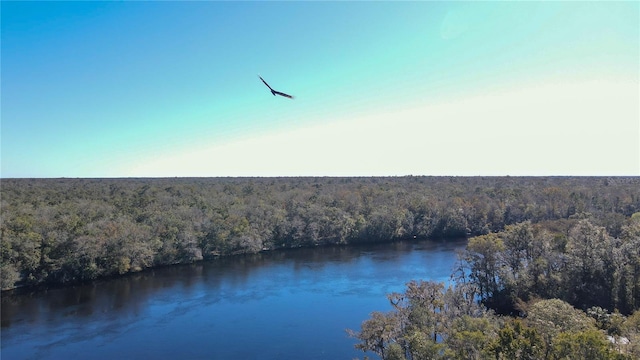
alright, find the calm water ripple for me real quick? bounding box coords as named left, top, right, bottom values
left=1, top=239, right=466, bottom=360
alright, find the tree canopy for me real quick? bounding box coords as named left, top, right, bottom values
left=2, top=176, right=639, bottom=290
left=352, top=216, right=640, bottom=360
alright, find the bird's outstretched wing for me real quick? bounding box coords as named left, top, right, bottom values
left=259, top=76, right=273, bottom=91
left=273, top=90, right=294, bottom=99
left=258, top=75, right=294, bottom=99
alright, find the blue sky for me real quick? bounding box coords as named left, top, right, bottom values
left=2, top=1, right=638, bottom=178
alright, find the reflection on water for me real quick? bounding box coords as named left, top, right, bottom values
left=1, top=239, right=466, bottom=360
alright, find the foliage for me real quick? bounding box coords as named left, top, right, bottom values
left=3, top=176, right=638, bottom=290
left=350, top=280, right=488, bottom=360
left=459, top=218, right=640, bottom=315
left=347, top=311, right=402, bottom=359
left=4, top=176, right=640, bottom=357
left=351, top=193, right=640, bottom=360
left=488, top=319, right=544, bottom=360
left=351, top=286, right=634, bottom=360
left=551, top=329, right=621, bottom=360
left=444, top=315, right=497, bottom=360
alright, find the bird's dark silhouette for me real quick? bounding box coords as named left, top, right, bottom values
left=259, top=76, right=294, bottom=99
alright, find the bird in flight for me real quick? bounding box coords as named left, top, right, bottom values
left=259, top=76, right=294, bottom=99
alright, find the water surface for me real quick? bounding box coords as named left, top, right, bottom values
left=1, top=239, right=466, bottom=359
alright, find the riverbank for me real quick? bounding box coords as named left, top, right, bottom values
left=2, top=176, right=638, bottom=291
left=1, top=239, right=467, bottom=359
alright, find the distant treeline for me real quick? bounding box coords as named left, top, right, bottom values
left=1, top=176, right=639, bottom=290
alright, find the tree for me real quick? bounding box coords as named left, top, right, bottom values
left=489, top=319, right=544, bottom=360
left=526, top=228, right=563, bottom=300
left=348, top=311, right=402, bottom=359
left=526, top=299, right=597, bottom=357
left=551, top=329, right=620, bottom=360
left=403, top=329, right=445, bottom=360
left=445, top=315, right=497, bottom=360
left=564, top=220, right=615, bottom=309
left=3, top=176, right=640, bottom=290
left=389, top=280, right=446, bottom=342
left=620, top=310, right=640, bottom=358
left=614, top=217, right=640, bottom=313
left=499, top=222, right=535, bottom=302
left=460, top=233, right=505, bottom=304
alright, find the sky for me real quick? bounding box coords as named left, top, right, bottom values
left=2, top=1, right=638, bottom=178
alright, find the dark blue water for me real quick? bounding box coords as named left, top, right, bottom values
left=1, top=239, right=466, bottom=359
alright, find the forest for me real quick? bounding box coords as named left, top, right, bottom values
left=3, top=176, right=640, bottom=358
left=349, top=217, right=640, bottom=359
left=2, top=176, right=639, bottom=292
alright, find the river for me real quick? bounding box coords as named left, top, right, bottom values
left=1, top=239, right=466, bottom=359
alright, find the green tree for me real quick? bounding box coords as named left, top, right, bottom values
left=388, top=280, right=446, bottom=342
left=489, top=319, right=544, bottom=360
left=614, top=217, right=640, bottom=313
left=621, top=310, right=640, bottom=358
left=461, top=233, right=505, bottom=303
left=499, top=222, right=535, bottom=302
left=551, top=329, right=619, bottom=360
left=403, top=329, right=444, bottom=360
left=526, top=299, right=597, bottom=357
left=445, top=315, right=497, bottom=360
left=348, top=311, right=402, bottom=359
left=564, top=220, right=615, bottom=309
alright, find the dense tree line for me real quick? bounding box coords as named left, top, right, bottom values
left=2, top=176, right=639, bottom=290
left=350, top=216, right=640, bottom=359
left=458, top=217, right=640, bottom=316
left=350, top=280, right=640, bottom=359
